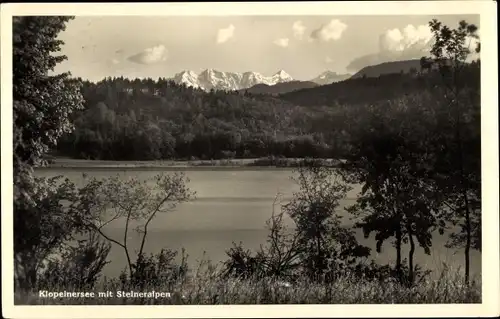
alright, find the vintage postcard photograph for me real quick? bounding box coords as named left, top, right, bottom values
left=1, top=1, right=498, bottom=318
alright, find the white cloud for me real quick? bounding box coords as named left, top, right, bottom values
left=292, top=20, right=306, bottom=40
left=325, top=56, right=333, bottom=64
left=379, top=24, right=433, bottom=52
left=347, top=24, right=434, bottom=72
left=310, top=19, right=347, bottom=42
left=111, top=58, right=120, bottom=65
left=274, top=38, right=289, bottom=48
left=127, top=44, right=168, bottom=64
left=216, top=24, right=235, bottom=44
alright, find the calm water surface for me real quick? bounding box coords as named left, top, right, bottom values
left=35, top=167, right=481, bottom=280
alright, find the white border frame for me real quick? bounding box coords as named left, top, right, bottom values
left=1, top=2, right=498, bottom=318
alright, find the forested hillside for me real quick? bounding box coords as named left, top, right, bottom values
left=350, top=59, right=422, bottom=79
left=279, top=61, right=479, bottom=107
left=57, top=78, right=348, bottom=160
left=241, top=80, right=318, bottom=95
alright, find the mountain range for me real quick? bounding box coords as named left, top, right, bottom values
left=171, top=69, right=294, bottom=91
left=169, top=60, right=428, bottom=93
left=170, top=69, right=353, bottom=92
left=309, top=71, right=352, bottom=85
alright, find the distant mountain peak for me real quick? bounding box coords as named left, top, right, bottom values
left=173, top=70, right=200, bottom=88
left=273, top=69, right=293, bottom=81
left=318, top=70, right=338, bottom=77
left=310, top=70, right=351, bottom=85
left=201, top=68, right=216, bottom=74
left=274, top=69, right=289, bottom=76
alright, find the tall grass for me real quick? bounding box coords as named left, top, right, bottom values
left=15, top=265, right=480, bottom=305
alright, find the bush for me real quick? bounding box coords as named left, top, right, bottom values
left=119, top=248, right=189, bottom=291
left=37, top=232, right=111, bottom=290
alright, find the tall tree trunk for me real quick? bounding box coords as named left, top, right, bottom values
left=395, top=225, right=402, bottom=281
left=452, top=67, right=472, bottom=285
left=316, top=234, right=322, bottom=274
left=464, top=199, right=471, bottom=284
left=455, top=104, right=472, bottom=285
left=407, top=223, right=415, bottom=286
left=392, top=195, right=403, bottom=282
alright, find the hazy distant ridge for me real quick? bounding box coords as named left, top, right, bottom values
left=351, top=59, right=422, bottom=79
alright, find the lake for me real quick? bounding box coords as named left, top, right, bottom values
left=34, top=167, right=481, bottom=280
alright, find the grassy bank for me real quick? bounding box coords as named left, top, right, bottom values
left=16, top=268, right=480, bottom=305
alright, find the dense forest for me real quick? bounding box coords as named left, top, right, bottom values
left=57, top=79, right=332, bottom=160
left=240, top=80, right=318, bottom=95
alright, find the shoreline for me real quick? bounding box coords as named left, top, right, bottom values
left=41, top=157, right=342, bottom=170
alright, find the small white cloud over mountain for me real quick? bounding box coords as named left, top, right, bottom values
left=310, top=71, right=352, bottom=85
left=380, top=24, right=433, bottom=52
left=216, top=24, right=235, bottom=44
left=347, top=24, right=435, bottom=72
left=274, top=38, right=290, bottom=47
left=127, top=44, right=168, bottom=64
left=310, top=19, right=347, bottom=42
left=292, top=21, right=306, bottom=40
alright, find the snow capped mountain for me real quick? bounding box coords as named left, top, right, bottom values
left=172, top=70, right=200, bottom=88
left=198, top=69, right=243, bottom=91
left=271, top=70, right=293, bottom=83
left=170, top=69, right=294, bottom=91
left=171, top=68, right=353, bottom=91
left=310, top=71, right=352, bottom=85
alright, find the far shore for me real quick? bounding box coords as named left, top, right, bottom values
left=40, top=157, right=343, bottom=169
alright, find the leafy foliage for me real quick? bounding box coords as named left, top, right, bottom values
left=13, top=16, right=87, bottom=290
left=14, top=176, right=80, bottom=289
left=422, top=19, right=481, bottom=283
left=122, top=248, right=189, bottom=290
left=37, top=232, right=111, bottom=290
left=340, top=94, right=446, bottom=284
left=77, top=173, right=195, bottom=276
left=337, top=19, right=481, bottom=285
left=223, top=164, right=370, bottom=283
left=284, top=164, right=370, bottom=280
left=13, top=16, right=84, bottom=201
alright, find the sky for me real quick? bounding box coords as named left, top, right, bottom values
left=54, top=15, right=480, bottom=82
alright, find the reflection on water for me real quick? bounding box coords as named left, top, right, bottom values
left=34, top=167, right=481, bottom=280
